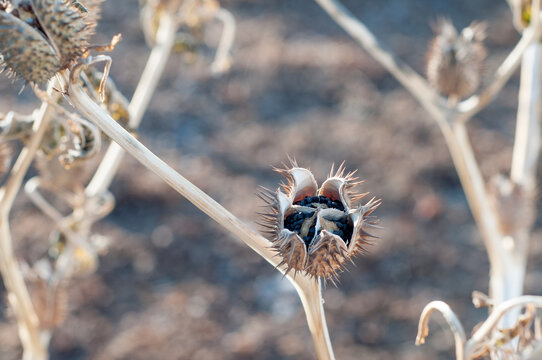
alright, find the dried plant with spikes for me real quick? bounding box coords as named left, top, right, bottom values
left=259, top=162, right=380, bottom=282
left=0, top=0, right=103, bottom=83
left=0, top=142, right=12, bottom=176
left=426, top=18, right=487, bottom=100
left=20, top=261, right=68, bottom=330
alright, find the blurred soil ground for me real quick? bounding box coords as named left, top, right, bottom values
left=1, top=0, right=542, bottom=359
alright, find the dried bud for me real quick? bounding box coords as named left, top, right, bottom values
left=488, top=174, right=536, bottom=236
left=472, top=290, right=493, bottom=309
left=21, top=260, right=68, bottom=330
left=259, top=162, right=380, bottom=282
left=426, top=18, right=487, bottom=100
left=0, top=0, right=103, bottom=83
left=0, top=141, right=12, bottom=176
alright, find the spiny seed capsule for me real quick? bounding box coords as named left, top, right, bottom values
left=0, top=0, right=103, bottom=83
left=426, top=18, right=487, bottom=101
left=259, top=161, right=380, bottom=283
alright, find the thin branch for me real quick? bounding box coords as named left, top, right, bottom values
left=65, top=71, right=335, bottom=360
left=416, top=300, right=466, bottom=360
left=312, top=0, right=448, bottom=125
left=85, top=12, right=177, bottom=197
left=511, top=43, right=541, bottom=188
left=210, top=8, right=236, bottom=75
left=0, top=82, right=59, bottom=360
left=457, top=24, right=542, bottom=121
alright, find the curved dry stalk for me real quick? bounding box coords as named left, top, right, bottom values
left=0, top=83, right=59, bottom=360
left=416, top=301, right=466, bottom=360
left=65, top=71, right=335, bottom=359
left=210, top=8, right=235, bottom=75
left=465, top=296, right=542, bottom=358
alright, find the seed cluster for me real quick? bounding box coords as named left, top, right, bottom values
left=294, top=195, right=345, bottom=210
left=283, top=195, right=353, bottom=246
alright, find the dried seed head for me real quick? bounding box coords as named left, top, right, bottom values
left=0, top=0, right=103, bottom=83
left=426, top=18, right=487, bottom=100
left=21, top=260, right=68, bottom=330
left=259, top=161, right=380, bottom=282
left=0, top=142, right=12, bottom=176
left=488, top=174, right=536, bottom=235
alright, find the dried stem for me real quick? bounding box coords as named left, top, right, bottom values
left=210, top=8, right=236, bottom=75
left=416, top=301, right=466, bottom=360
left=313, top=0, right=542, bottom=322
left=0, top=83, right=59, bottom=360
left=86, top=12, right=177, bottom=197
left=312, top=0, right=448, bottom=126
left=465, top=296, right=542, bottom=358
left=65, top=70, right=335, bottom=359
left=457, top=25, right=542, bottom=120
left=511, top=43, right=541, bottom=189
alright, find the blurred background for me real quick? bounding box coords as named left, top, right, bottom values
left=0, top=0, right=541, bottom=359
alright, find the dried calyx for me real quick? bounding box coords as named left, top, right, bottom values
left=426, top=18, right=487, bottom=101
left=259, top=162, right=380, bottom=282
left=0, top=0, right=103, bottom=83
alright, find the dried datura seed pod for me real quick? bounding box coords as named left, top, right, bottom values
left=426, top=18, right=487, bottom=100
left=259, top=162, right=380, bottom=282
left=0, top=141, right=12, bottom=176
left=488, top=174, right=536, bottom=236
left=0, top=0, right=103, bottom=83
left=21, top=260, right=68, bottom=330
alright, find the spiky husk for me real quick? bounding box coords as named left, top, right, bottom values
left=22, top=261, right=68, bottom=330
left=0, top=142, right=12, bottom=176
left=0, top=10, right=60, bottom=82
left=259, top=162, right=380, bottom=282
left=0, top=0, right=103, bottom=83
left=31, top=0, right=97, bottom=68
left=426, top=18, right=487, bottom=99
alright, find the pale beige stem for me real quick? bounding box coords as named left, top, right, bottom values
left=0, top=83, right=58, bottom=360
left=86, top=13, right=177, bottom=197
left=457, top=25, right=542, bottom=120
left=293, top=278, right=335, bottom=360
left=312, top=0, right=449, bottom=125
left=415, top=301, right=466, bottom=360
left=66, top=74, right=335, bottom=359
left=511, top=43, right=541, bottom=189
left=210, top=8, right=236, bottom=75
left=493, top=40, right=542, bottom=328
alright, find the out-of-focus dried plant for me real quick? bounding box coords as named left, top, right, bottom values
left=312, top=0, right=542, bottom=358
left=426, top=18, right=487, bottom=102
left=140, top=0, right=235, bottom=74
left=0, top=0, right=103, bottom=83
left=417, top=296, right=542, bottom=359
